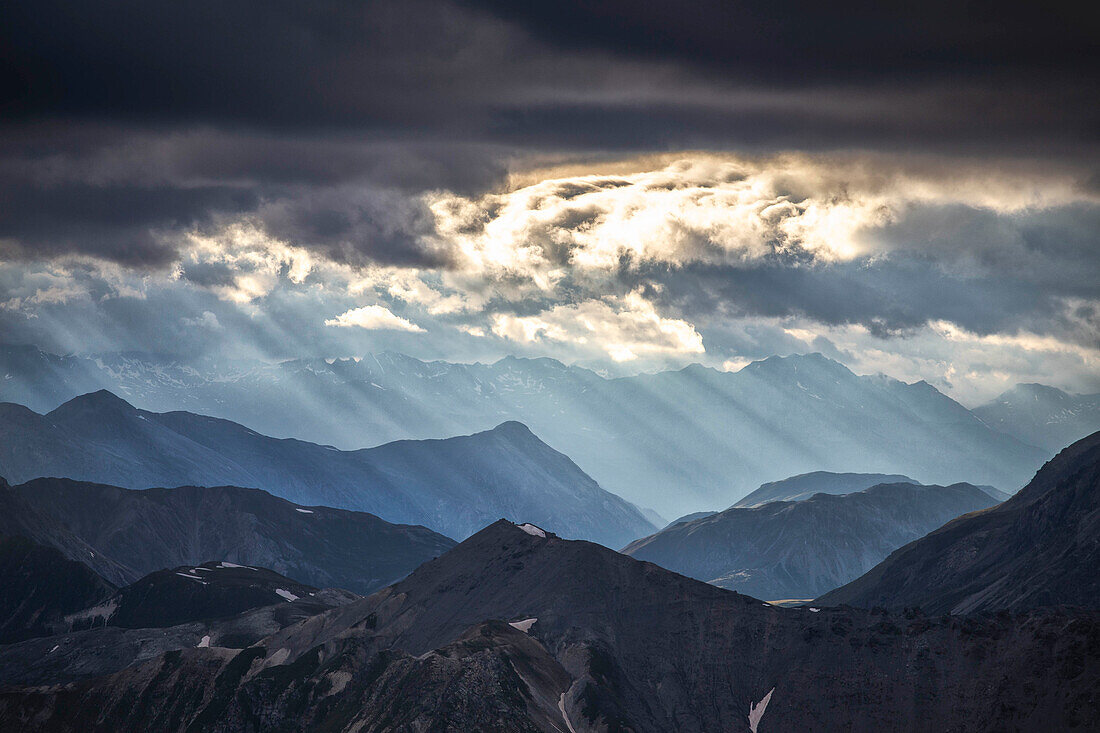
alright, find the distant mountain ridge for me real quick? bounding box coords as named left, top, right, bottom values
left=0, top=344, right=1050, bottom=513
left=733, top=471, right=916, bottom=507
left=732, top=470, right=1010, bottom=507
left=0, top=392, right=655, bottom=547
left=819, top=431, right=1100, bottom=613
left=623, top=482, right=999, bottom=599
left=975, top=383, right=1100, bottom=452
left=0, top=476, right=454, bottom=594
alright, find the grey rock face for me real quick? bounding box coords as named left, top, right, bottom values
left=819, top=430, right=1100, bottom=613
left=623, top=482, right=999, bottom=600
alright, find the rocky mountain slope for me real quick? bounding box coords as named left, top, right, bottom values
left=819, top=431, right=1100, bottom=613
left=0, top=476, right=453, bottom=593
left=0, top=569, right=358, bottom=688
left=623, top=482, right=999, bottom=600
left=1, top=520, right=1096, bottom=731
left=975, top=383, right=1100, bottom=453
left=0, top=345, right=1049, bottom=513
left=0, top=537, right=115, bottom=644
left=0, top=391, right=655, bottom=546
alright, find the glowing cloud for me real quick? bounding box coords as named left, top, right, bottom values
left=324, top=305, right=425, bottom=332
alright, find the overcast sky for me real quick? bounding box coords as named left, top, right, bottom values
left=1, top=0, right=1097, bottom=403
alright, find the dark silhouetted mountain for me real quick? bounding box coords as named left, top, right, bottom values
left=88, top=562, right=321, bottom=630
left=975, top=382, right=1100, bottom=453
left=732, top=471, right=915, bottom=507
left=0, top=345, right=1049, bottom=514
left=0, top=393, right=655, bottom=546
left=1, top=477, right=454, bottom=594
left=0, top=570, right=358, bottom=688
left=0, top=536, right=115, bottom=644
left=2, top=520, right=1096, bottom=731
left=819, top=431, right=1100, bottom=613
left=623, top=483, right=999, bottom=600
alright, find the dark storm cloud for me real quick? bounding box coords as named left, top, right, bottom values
left=462, top=0, right=1092, bottom=82
left=0, top=177, right=257, bottom=266
left=0, top=0, right=1096, bottom=272
left=0, top=0, right=1094, bottom=148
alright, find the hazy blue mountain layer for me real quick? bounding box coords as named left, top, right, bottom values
left=0, top=345, right=1050, bottom=514
left=975, top=383, right=1100, bottom=453
left=0, top=392, right=655, bottom=546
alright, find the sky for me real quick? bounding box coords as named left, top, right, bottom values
left=0, top=0, right=1097, bottom=404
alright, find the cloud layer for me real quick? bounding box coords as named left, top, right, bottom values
left=2, top=152, right=1097, bottom=403
left=0, top=0, right=1097, bottom=402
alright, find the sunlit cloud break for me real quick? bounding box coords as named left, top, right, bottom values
left=1, top=152, right=1097, bottom=402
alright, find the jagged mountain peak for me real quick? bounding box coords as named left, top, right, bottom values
left=740, top=351, right=855, bottom=379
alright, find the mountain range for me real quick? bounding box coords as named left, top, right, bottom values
left=0, top=344, right=1053, bottom=514
left=623, top=482, right=1000, bottom=600
left=0, top=476, right=454, bottom=593
left=1, top=519, right=1095, bottom=731
left=974, top=383, right=1100, bottom=453
left=0, top=391, right=655, bottom=547
left=819, top=430, right=1100, bottom=613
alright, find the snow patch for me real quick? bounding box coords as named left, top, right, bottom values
left=275, top=588, right=300, bottom=602
left=48, top=645, right=59, bottom=654
left=176, top=572, right=207, bottom=584
left=748, top=687, right=775, bottom=733
left=558, top=692, right=578, bottom=733
left=217, top=561, right=256, bottom=570
left=509, top=618, right=537, bottom=633
left=808, top=607, right=820, bottom=613
left=197, top=635, right=211, bottom=648
left=517, top=523, right=546, bottom=538
left=294, top=508, right=314, bottom=514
